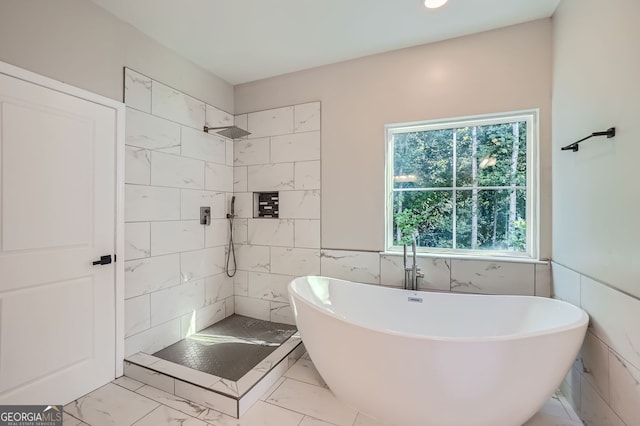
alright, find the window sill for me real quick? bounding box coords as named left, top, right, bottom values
left=380, top=251, right=549, bottom=265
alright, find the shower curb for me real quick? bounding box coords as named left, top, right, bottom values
left=123, top=333, right=304, bottom=418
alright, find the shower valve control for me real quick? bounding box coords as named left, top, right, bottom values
left=200, top=206, right=211, bottom=226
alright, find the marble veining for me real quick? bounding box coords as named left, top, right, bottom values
left=266, top=378, right=358, bottom=426
left=379, top=254, right=450, bottom=290
left=134, top=405, right=208, bottom=426
left=580, top=275, right=640, bottom=373
left=235, top=296, right=271, bottom=321
left=149, top=280, right=205, bottom=326
left=64, top=383, right=159, bottom=426
left=609, top=349, right=640, bottom=425
left=67, top=350, right=581, bottom=426
left=271, top=247, right=321, bottom=276
left=247, top=106, right=294, bottom=139
left=234, top=138, right=271, bottom=166
left=248, top=219, right=294, bottom=247
left=125, top=184, right=181, bottom=222
left=180, top=247, right=226, bottom=282
left=247, top=163, right=295, bottom=191
left=151, top=81, right=205, bottom=130
left=235, top=244, right=271, bottom=273
left=248, top=272, right=292, bottom=303
left=580, top=375, right=625, bottom=426
left=294, top=102, right=321, bottom=133
left=205, top=162, right=233, bottom=192
left=233, top=165, right=248, bottom=192
left=124, top=222, right=151, bottom=261
left=124, top=319, right=181, bottom=359
left=180, top=190, right=226, bottom=220
left=450, top=259, right=535, bottom=295
left=578, top=331, right=610, bottom=403
left=126, top=107, right=181, bottom=152
left=210, top=378, right=239, bottom=397
left=232, top=218, right=248, bottom=244
left=294, top=160, right=321, bottom=190
left=320, top=250, right=380, bottom=284
left=270, top=132, right=321, bottom=163
left=125, top=146, right=151, bottom=185
left=124, top=254, right=181, bottom=299
left=181, top=126, right=227, bottom=164
left=184, top=301, right=227, bottom=337
left=151, top=151, right=205, bottom=190
left=124, top=295, right=150, bottom=338
left=205, top=104, right=233, bottom=129
left=150, top=220, right=204, bottom=256
left=271, top=302, right=295, bottom=325
left=124, top=68, right=152, bottom=113
left=450, top=279, right=484, bottom=291
left=279, top=190, right=320, bottom=219
left=204, top=275, right=233, bottom=304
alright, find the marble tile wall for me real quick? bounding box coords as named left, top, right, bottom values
left=553, top=262, right=640, bottom=425
left=321, top=251, right=547, bottom=296
left=233, top=103, right=322, bottom=325
left=123, top=68, right=235, bottom=356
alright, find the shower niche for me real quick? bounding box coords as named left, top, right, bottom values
left=253, top=191, right=279, bottom=218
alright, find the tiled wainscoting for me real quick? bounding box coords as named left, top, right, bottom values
left=123, top=68, right=236, bottom=356
left=552, top=262, right=640, bottom=426
left=233, top=247, right=550, bottom=321
left=325, top=251, right=550, bottom=296
left=231, top=103, right=321, bottom=325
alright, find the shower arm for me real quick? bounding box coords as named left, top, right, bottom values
left=203, top=125, right=251, bottom=139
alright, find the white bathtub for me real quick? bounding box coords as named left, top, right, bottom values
left=289, top=276, right=588, bottom=426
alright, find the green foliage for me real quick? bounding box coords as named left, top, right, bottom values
left=391, top=121, right=528, bottom=253
left=393, top=191, right=453, bottom=247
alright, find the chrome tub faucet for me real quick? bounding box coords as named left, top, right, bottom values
left=403, top=236, right=424, bottom=291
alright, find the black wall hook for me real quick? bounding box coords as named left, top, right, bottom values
left=561, top=127, right=616, bottom=152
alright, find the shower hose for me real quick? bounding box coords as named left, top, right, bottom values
left=226, top=214, right=237, bottom=277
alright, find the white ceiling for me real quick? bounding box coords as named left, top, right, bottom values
left=89, top=0, right=561, bottom=85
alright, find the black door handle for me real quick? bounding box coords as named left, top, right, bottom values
left=92, top=255, right=112, bottom=266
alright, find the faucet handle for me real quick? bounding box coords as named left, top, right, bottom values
left=415, top=268, right=425, bottom=290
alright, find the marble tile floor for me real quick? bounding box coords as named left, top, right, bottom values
left=65, top=354, right=583, bottom=426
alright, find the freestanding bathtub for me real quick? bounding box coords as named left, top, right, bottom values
left=289, top=276, right=588, bottom=426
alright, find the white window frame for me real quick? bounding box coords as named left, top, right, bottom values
left=385, top=110, right=539, bottom=260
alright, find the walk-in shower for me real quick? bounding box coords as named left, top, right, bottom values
left=202, top=124, right=251, bottom=277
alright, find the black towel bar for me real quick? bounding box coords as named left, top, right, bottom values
left=561, top=127, right=616, bottom=152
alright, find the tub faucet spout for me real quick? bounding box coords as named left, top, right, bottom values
left=404, top=236, right=423, bottom=291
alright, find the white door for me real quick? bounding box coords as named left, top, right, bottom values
left=0, top=72, right=117, bottom=404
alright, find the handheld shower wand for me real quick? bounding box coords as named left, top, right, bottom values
left=228, top=196, right=235, bottom=218
left=225, top=196, right=237, bottom=277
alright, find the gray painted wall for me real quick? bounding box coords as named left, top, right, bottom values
left=0, top=0, right=233, bottom=111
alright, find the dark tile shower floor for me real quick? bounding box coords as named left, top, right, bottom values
left=153, top=315, right=297, bottom=381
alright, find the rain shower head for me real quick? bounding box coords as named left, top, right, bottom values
left=203, top=125, right=251, bottom=139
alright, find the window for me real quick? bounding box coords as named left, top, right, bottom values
left=386, top=111, right=538, bottom=258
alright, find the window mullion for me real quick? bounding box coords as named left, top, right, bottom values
left=452, top=130, right=457, bottom=250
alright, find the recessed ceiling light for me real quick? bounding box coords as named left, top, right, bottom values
left=424, top=0, right=448, bottom=8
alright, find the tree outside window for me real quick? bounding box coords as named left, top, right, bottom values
left=387, top=111, right=537, bottom=258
